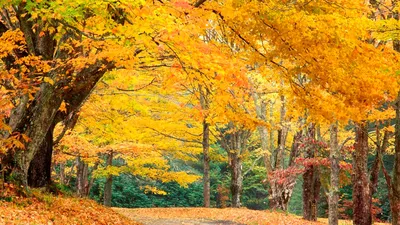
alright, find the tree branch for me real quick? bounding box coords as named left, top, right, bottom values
left=147, top=127, right=202, bottom=144
left=116, top=77, right=157, bottom=92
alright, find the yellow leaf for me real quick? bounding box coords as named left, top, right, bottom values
left=43, top=77, right=54, bottom=85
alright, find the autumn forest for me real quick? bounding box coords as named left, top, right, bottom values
left=1, top=0, right=400, bottom=224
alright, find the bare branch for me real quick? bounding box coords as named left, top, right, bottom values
left=116, top=77, right=157, bottom=92
left=147, top=127, right=202, bottom=144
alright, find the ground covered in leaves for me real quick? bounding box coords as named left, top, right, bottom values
left=0, top=185, right=139, bottom=225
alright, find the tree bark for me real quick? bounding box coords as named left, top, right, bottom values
left=229, top=151, right=242, bottom=208
left=268, top=130, right=302, bottom=211
left=275, top=95, right=287, bottom=170
left=59, top=163, right=66, bottom=185
left=392, top=92, right=400, bottom=225
left=76, top=156, right=89, bottom=197
left=302, top=166, right=320, bottom=221
left=27, top=122, right=55, bottom=187
left=352, top=122, right=372, bottom=225
left=199, top=85, right=211, bottom=207
left=104, top=151, right=114, bottom=207
left=302, top=124, right=320, bottom=221
left=202, top=120, right=211, bottom=207
left=220, top=125, right=249, bottom=208
left=328, top=123, right=339, bottom=225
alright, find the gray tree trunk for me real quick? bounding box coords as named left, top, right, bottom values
left=202, top=120, right=211, bottom=207
left=328, top=123, right=339, bottom=225
left=104, top=151, right=114, bottom=207
left=199, top=85, right=211, bottom=207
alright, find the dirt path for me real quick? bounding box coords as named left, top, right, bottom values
left=113, top=208, right=246, bottom=225
left=130, top=217, right=245, bottom=225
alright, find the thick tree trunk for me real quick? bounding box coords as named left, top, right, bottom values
left=27, top=122, right=55, bottom=187
left=229, top=152, right=243, bottom=208
left=10, top=84, right=63, bottom=187
left=303, top=165, right=320, bottom=221
left=392, top=93, right=400, bottom=225
left=202, top=120, right=211, bottom=207
left=268, top=178, right=296, bottom=211
left=352, top=123, right=372, bottom=225
left=104, top=151, right=114, bottom=207
left=328, top=123, right=339, bottom=225
left=303, top=124, right=320, bottom=221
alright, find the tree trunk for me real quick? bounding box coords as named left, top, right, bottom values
left=251, top=83, right=272, bottom=172
left=76, top=156, right=89, bottom=197
left=27, top=122, right=55, bottom=187
left=202, top=120, right=211, bottom=207
left=275, top=95, right=287, bottom=170
left=328, top=123, right=339, bottom=225
left=59, top=163, right=65, bottom=185
left=370, top=126, right=389, bottom=196
left=229, top=152, right=242, bottom=208
left=352, top=123, right=372, bottom=225
left=104, top=151, right=114, bottom=207
left=220, top=124, right=249, bottom=208
left=303, top=164, right=321, bottom=221
left=199, top=85, right=211, bottom=207
left=392, top=92, right=400, bottom=225
left=8, top=83, right=63, bottom=187
left=268, top=130, right=302, bottom=211
left=303, top=124, right=320, bottom=221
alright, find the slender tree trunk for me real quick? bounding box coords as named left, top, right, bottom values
left=104, top=151, right=114, bottom=207
left=199, top=85, right=211, bottom=207
left=271, top=95, right=289, bottom=210
left=202, top=120, right=211, bottom=207
left=392, top=93, right=400, bottom=224
left=251, top=86, right=272, bottom=172
left=275, top=95, right=287, bottom=170
left=352, top=123, right=372, bottom=225
left=229, top=151, right=242, bottom=208
left=220, top=125, right=249, bottom=208
left=76, top=156, right=89, bottom=197
left=370, top=126, right=389, bottom=196
left=59, top=163, right=65, bottom=185
left=328, top=123, right=339, bottom=225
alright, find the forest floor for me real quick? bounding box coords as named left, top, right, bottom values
left=114, top=207, right=391, bottom=225
left=0, top=185, right=139, bottom=225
